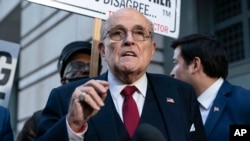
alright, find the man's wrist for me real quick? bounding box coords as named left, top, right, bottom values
left=67, top=115, right=87, bottom=133
left=75, top=123, right=87, bottom=133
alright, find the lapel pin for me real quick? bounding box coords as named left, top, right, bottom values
left=166, top=97, right=175, bottom=104
left=214, top=106, right=219, bottom=112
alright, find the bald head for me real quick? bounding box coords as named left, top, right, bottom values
left=109, top=8, right=143, bottom=21
left=101, top=8, right=153, bottom=38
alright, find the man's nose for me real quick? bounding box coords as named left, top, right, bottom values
left=124, top=31, right=135, bottom=46
left=170, top=71, right=175, bottom=77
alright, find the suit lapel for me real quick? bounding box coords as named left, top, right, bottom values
left=139, top=84, right=164, bottom=128
left=205, top=81, right=231, bottom=136
left=90, top=90, right=122, bottom=141
left=89, top=72, right=128, bottom=141
left=147, top=74, right=186, bottom=141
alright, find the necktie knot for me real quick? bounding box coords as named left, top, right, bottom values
left=121, top=85, right=137, bottom=96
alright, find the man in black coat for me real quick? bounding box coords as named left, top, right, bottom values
left=17, top=41, right=102, bottom=141
left=35, top=8, right=206, bottom=141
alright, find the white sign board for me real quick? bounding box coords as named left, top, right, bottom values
left=0, top=40, right=20, bottom=107
left=27, top=0, right=181, bottom=38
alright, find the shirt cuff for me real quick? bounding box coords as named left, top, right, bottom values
left=66, top=118, right=88, bottom=141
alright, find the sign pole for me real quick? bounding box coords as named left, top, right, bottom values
left=89, top=18, right=102, bottom=77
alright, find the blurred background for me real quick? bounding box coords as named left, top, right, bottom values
left=1, top=0, right=250, bottom=139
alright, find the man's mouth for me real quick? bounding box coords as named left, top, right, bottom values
left=122, top=51, right=137, bottom=57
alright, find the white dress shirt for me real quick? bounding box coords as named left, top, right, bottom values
left=197, top=77, right=224, bottom=125
left=67, top=71, right=148, bottom=140
left=108, top=71, right=147, bottom=121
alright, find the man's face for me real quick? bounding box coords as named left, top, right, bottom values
left=170, top=46, right=192, bottom=83
left=99, top=8, right=156, bottom=76
left=61, top=53, right=91, bottom=84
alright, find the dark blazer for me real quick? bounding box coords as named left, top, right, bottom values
left=0, top=106, right=14, bottom=141
left=35, top=72, right=207, bottom=141
left=205, top=80, right=250, bottom=141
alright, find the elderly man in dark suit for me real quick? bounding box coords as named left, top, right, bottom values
left=0, top=105, right=14, bottom=141
left=35, top=8, right=206, bottom=141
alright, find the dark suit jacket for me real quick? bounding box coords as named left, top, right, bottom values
left=0, top=106, right=14, bottom=141
left=35, top=72, right=207, bottom=141
left=205, top=80, right=250, bottom=141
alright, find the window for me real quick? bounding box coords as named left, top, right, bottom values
left=213, top=0, right=250, bottom=63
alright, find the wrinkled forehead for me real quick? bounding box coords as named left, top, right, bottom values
left=105, top=8, right=152, bottom=30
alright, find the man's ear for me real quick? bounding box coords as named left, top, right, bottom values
left=191, top=57, right=202, bottom=73
left=98, top=42, right=105, bottom=57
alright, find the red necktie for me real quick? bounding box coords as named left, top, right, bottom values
left=121, top=85, right=140, bottom=138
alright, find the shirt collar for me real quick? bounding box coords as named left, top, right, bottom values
left=198, top=77, right=224, bottom=109
left=108, top=71, right=147, bottom=100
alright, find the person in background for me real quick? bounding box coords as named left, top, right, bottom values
left=170, top=33, right=250, bottom=141
left=0, top=105, right=14, bottom=141
left=58, top=41, right=102, bottom=84
left=35, top=8, right=206, bottom=141
left=16, top=41, right=102, bottom=141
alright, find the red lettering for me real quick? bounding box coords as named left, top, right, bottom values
left=108, top=11, right=114, bottom=16
left=153, top=23, right=168, bottom=33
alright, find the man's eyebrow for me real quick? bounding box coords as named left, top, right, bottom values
left=133, top=25, right=150, bottom=30
left=133, top=25, right=144, bottom=28
left=110, top=24, right=147, bottom=30
left=110, top=24, right=125, bottom=29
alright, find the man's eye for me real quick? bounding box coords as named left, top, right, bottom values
left=111, top=29, right=124, bottom=35
left=133, top=30, right=144, bottom=35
